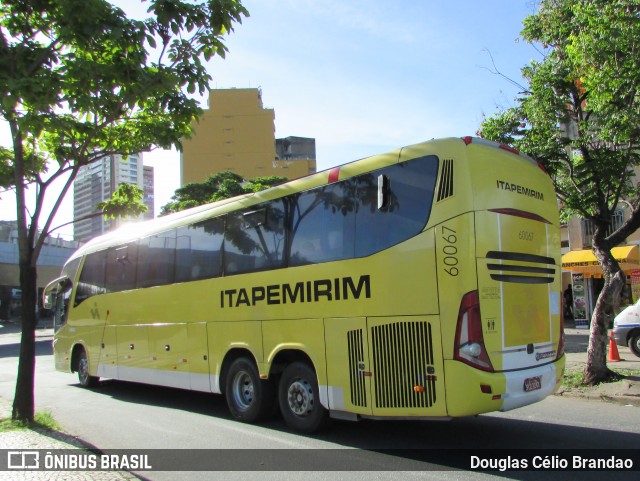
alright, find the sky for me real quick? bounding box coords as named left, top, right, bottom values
left=0, top=0, right=542, bottom=239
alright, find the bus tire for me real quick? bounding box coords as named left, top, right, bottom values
left=225, top=357, right=274, bottom=423
left=77, top=349, right=99, bottom=388
left=278, top=362, right=328, bottom=433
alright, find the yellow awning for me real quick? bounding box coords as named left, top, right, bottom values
left=562, top=245, right=640, bottom=276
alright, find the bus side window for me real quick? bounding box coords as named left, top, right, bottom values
left=137, top=229, right=177, bottom=288
left=105, top=242, right=138, bottom=292
left=355, top=156, right=439, bottom=257
left=175, top=218, right=224, bottom=283
left=74, top=250, right=108, bottom=306
left=289, top=180, right=356, bottom=266
left=225, top=201, right=286, bottom=274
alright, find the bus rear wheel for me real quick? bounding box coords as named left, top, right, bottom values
left=225, top=357, right=274, bottom=423
left=278, top=362, right=328, bottom=433
left=77, top=349, right=99, bottom=388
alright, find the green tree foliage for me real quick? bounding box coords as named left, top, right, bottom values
left=0, top=0, right=248, bottom=421
left=51, top=182, right=148, bottom=236
left=98, top=183, right=148, bottom=220
left=479, top=0, right=640, bottom=384
left=160, top=172, right=288, bottom=215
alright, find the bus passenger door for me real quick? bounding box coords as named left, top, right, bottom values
left=324, top=317, right=373, bottom=416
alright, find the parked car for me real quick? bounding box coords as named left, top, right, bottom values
left=612, top=299, right=640, bottom=358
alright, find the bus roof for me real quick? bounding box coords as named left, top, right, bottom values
left=66, top=136, right=538, bottom=262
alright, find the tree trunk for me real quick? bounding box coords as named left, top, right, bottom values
left=9, top=118, right=38, bottom=422
left=12, top=259, right=37, bottom=422
left=584, top=239, right=623, bottom=385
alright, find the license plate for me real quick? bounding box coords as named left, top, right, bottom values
left=524, top=376, right=541, bottom=392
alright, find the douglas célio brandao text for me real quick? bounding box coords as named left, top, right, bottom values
left=470, top=455, right=634, bottom=471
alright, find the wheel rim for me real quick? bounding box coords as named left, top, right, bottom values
left=231, top=371, right=254, bottom=411
left=287, top=378, right=313, bottom=416
left=79, top=354, right=89, bottom=384
left=634, top=337, right=640, bottom=353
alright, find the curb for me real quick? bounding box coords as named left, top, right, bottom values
left=555, top=363, right=640, bottom=407
left=560, top=326, right=640, bottom=406
left=555, top=392, right=640, bottom=407
left=555, top=385, right=640, bottom=407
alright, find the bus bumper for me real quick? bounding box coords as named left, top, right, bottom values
left=52, top=335, right=73, bottom=373
left=443, top=355, right=565, bottom=417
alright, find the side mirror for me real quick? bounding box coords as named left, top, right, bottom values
left=42, top=276, right=72, bottom=309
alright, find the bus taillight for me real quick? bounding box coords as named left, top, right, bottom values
left=454, top=290, right=494, bottom=372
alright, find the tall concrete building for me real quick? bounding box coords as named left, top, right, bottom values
left=275, top=136, right=316, bottom=163
left=181, top=88, right=316, bottom=185
left=73, top=154, right=153, bottom=243
left=142, top=165, right=155, bottom=220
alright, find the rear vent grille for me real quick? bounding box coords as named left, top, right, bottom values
left=370, top=321, right=436, bottom=409
left=437, top=158, right=454, bottom=201
left=347, top=329, right=367, bottom=407
left=486, top=251, right=556, bottom=284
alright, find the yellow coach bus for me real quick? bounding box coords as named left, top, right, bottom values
left=44, top=137, right=565, bottom=433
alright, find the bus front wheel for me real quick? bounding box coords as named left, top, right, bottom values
left=225, top=357, right=274, bottom=423
left=278, top=362, right=328, bottom=433
left=77, top=349, right=99, bottom=388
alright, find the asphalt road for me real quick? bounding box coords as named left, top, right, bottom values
left=0, top=329, right=639, bottom=480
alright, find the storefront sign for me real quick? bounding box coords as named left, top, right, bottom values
left=631, top=270, right=640, bottom=303
left=572, top=273, right=589, bottom=329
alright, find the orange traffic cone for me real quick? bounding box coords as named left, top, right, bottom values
left=608, top=332, right=622, bottom=363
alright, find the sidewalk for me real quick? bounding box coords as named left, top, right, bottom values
left=559, top=326, right=640, bottom=406
left=0, top=400, right=141, bottom=480
left=0, top=321, right=142, bottom=480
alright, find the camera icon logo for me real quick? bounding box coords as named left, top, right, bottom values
left=7, top=451, right=40, bottom=470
